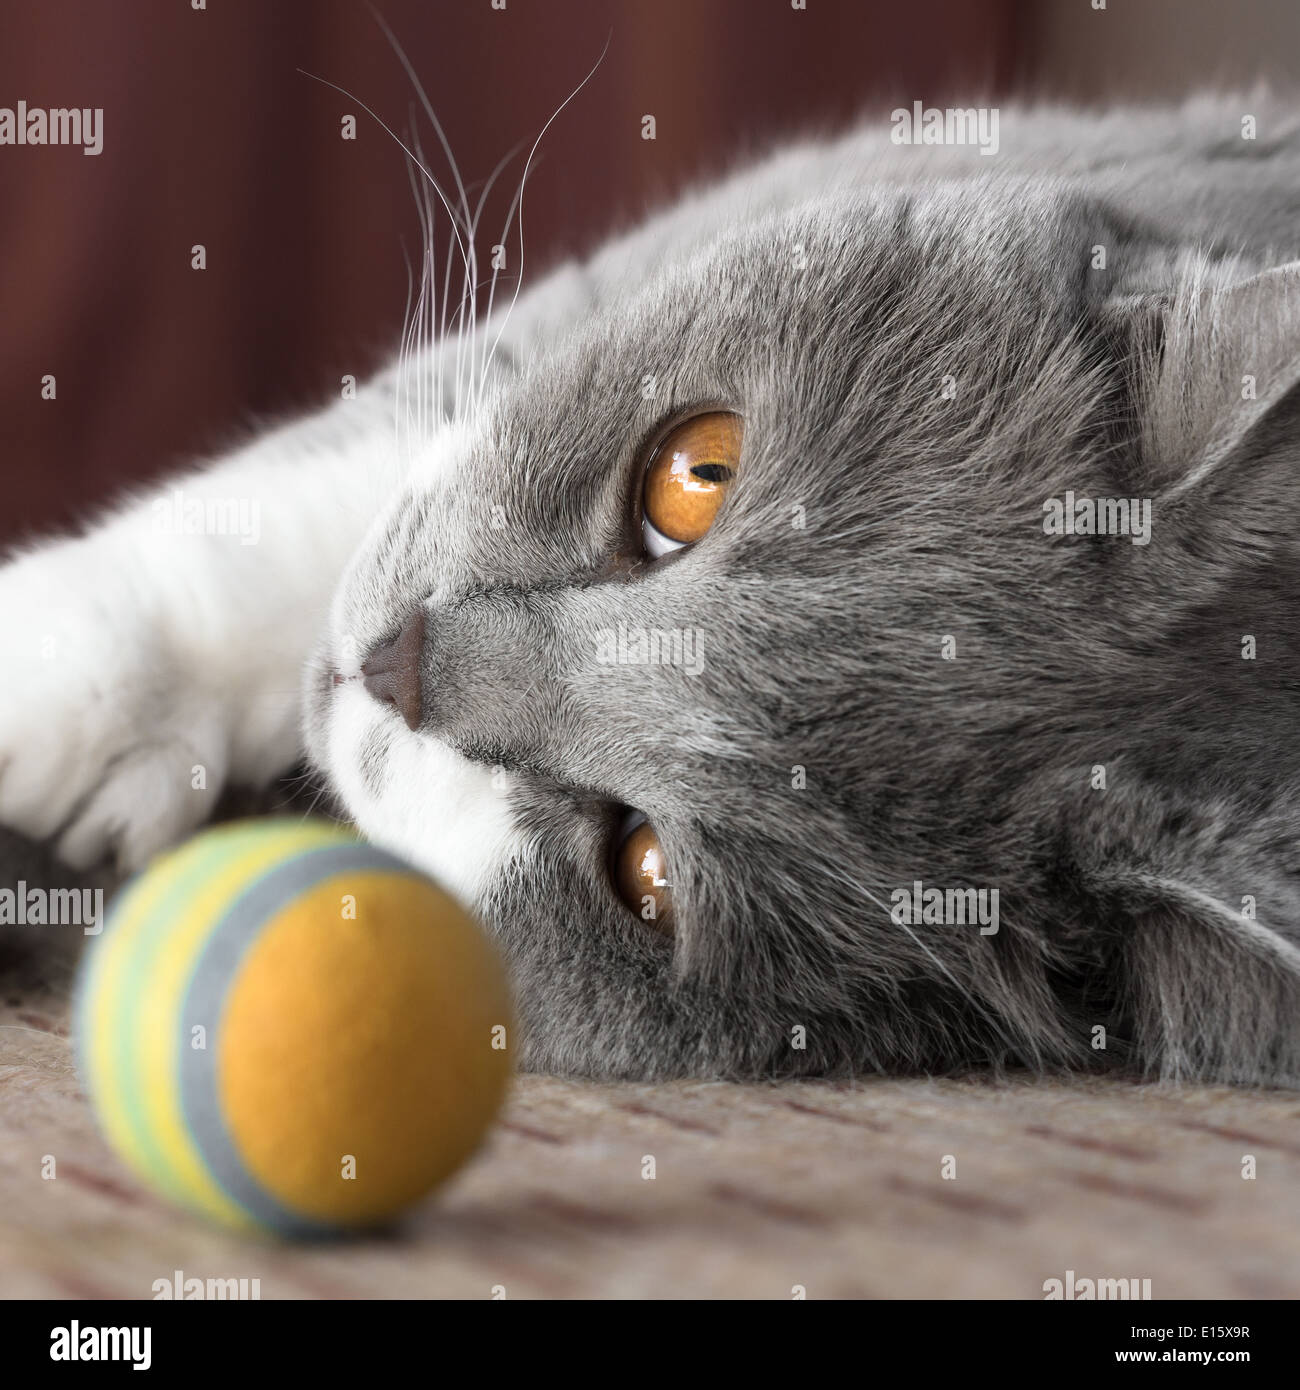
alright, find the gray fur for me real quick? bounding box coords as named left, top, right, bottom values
left=311, top=94, right=1300, bottom=1084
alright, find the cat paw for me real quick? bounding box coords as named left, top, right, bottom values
left=0, top=543, right=228, bottom=872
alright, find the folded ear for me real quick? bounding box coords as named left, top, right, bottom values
left=1096, top=872, right=1300, bottom=1086
left=1112, top=258, right=1300, bottom=526
left=1061, top=779, right=1300, bottom=1086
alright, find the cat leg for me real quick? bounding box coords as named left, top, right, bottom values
left=0, top=390, right=406, bottom=871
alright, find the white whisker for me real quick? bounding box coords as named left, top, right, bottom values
left=370, top=9, right=482, bottom=413
left=301, top=29, right=608, bottom=443
left=479, top=162, right=529, bottom=393
left=484, top=34, right=611, bottom=389
left=294, top=67, right=474, bottom=354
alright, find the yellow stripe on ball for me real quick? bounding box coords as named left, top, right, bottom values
left=133, top=820, right=346, bottom=1225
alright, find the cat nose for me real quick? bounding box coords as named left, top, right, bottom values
left=361, top=609, right=426, bottom=730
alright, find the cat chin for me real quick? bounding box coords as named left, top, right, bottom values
left=313, top=680, right=527, bottom=911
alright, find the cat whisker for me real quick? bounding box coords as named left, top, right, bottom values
left=483, top=34, right=611, bottom=393
left=371, top=7, right=481, bottom=418
left=294, top=65, right=473, bottom=445
left=294, top=69, right=472, bottom=287
left=405, top=121, right=442, bottom=446
left=465, top=139, right=530, bottom=411
left=308, top=27, right=607, bottom=438
left=478, top=155, right=530, bottom=401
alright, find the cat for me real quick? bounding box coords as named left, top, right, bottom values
left=3, top=93, right=1300, bottom=1085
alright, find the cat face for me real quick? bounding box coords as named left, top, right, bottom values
left=304, top=180, right=1300, bottom=1081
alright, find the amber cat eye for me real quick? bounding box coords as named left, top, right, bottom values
left=642, top=411, right=743, bottom=546
left=613, top=819, right=673, bottom=927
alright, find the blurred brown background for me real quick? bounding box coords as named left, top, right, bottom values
left=1, top=0, right=1297, bottom=546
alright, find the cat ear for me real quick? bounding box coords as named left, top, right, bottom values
left=1061, top=782, right=1300, bottom=1085
left=1111, top=260, right=1300, bottom=512
left=1083, top=863, right=1300, bottom=1086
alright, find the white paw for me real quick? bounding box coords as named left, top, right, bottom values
left=0, top=541, right=230, bottom=872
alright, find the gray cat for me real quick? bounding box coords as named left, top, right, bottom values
left=3, top=94, right=1299, bottom=1085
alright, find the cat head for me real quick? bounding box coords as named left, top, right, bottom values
left=305, top=177, right=1300, bottom=1083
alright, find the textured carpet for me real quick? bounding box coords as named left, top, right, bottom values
left=2, top=965, right=1297, bottom=1299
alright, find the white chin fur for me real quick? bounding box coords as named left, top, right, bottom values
left=326, top=685, right=526, bottom=910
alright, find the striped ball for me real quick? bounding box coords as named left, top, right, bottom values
left=75, top=818, right=513, bottom=1236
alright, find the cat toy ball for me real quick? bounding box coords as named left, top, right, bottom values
left=74, top=819, right=513, bottom=1236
